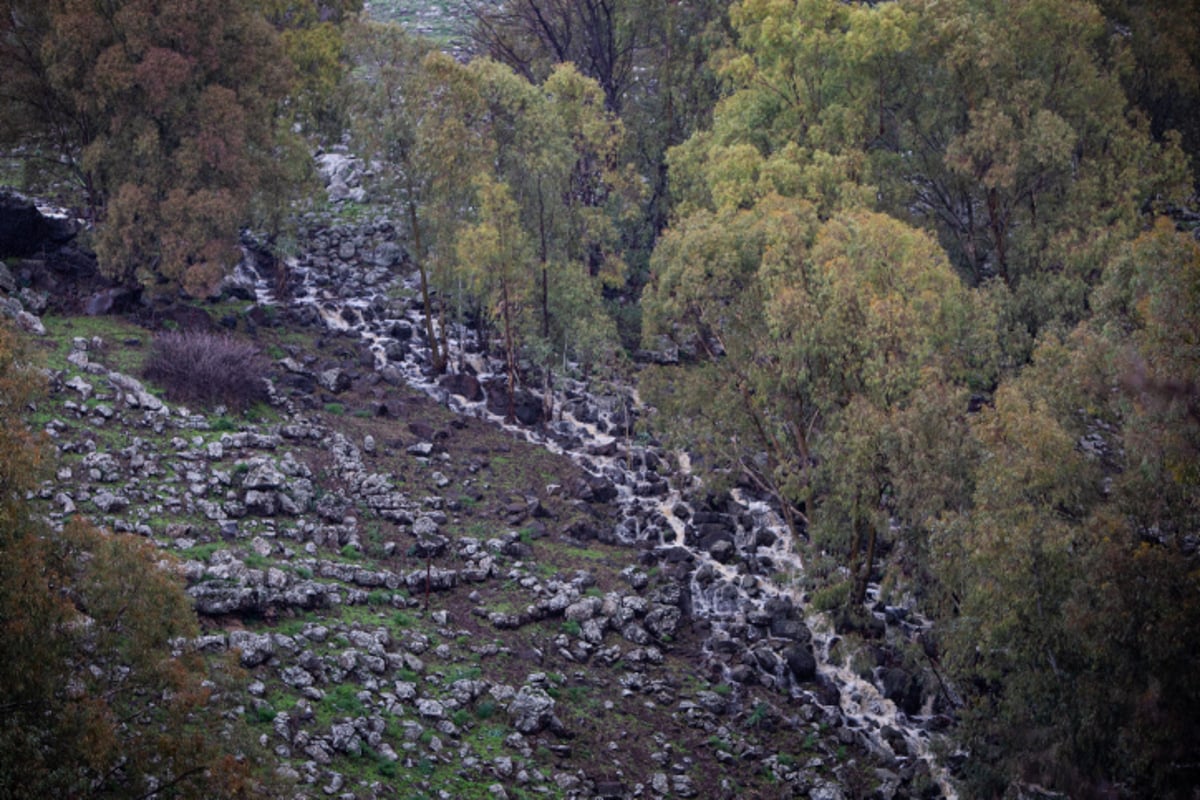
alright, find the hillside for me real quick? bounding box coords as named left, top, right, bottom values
left=6, top=191, right=951, bottom=800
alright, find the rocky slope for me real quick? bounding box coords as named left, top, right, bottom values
left=6, top=187, right=955, bottom=800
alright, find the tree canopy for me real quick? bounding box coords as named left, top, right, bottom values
left=0, top=320, right=276, bottom=798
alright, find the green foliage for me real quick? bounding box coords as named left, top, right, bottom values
left=323, top=684, right=366, bottom=717
left=0, top=0, right=303, bottom=297
left=934, top=222, right=1200, bottom=797
left=1, top=324, right=275, bottom=795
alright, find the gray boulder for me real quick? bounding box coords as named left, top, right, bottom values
left=506, top=686, right=558, bottom=734
left=229, top=630, right=275, bottom=667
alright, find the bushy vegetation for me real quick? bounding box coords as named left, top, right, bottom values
left=0, top=320, right=277, bottom=797
left=3, top=0, right=1200, bottom=797
left=143, top=330, right=269, bottom=412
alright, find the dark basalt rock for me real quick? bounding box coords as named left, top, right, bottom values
left=438, top=371, right=483, bottom=402
left=0, top=191, right=78, bottom=257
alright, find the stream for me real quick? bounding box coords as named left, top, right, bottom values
left=248, top=223, right=959, bottom=798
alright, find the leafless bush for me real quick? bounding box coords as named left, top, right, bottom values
left=143, top=331, right=268, bottom=412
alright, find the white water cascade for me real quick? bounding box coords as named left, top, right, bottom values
left=249, top=231, right=960, bottom=798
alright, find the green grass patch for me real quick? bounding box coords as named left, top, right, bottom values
left=180, top=542, right=225, bottom=561
left=323, top=683, right=366, bottom=717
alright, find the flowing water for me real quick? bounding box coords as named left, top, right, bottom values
left=252, top=244, right=959, bottom=797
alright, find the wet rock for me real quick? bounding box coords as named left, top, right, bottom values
left=708, top=539, right=736, bottom=563
left=644, top=604, right=682, bottom=640
left=880, top=667, right=922, bottom=716
left=0, top=191, right=77, bottom=257
left=783, top=644, right=817, bottom=683
left=439, top=371, right=484, bottom=402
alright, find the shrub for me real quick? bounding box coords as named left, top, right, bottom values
left=142, top=330, right=269, bottom=412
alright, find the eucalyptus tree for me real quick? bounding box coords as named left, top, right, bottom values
left=936, top=222, right=1200, bottom=794
left=468, top=59, right=637, bottom=412
left=877, top=0, right=1190, bottom=344
left=0, top=0, right=299, bottom=297
left=456, top=175, right=534, bottom=422
left=347, top=22, right=490, bottom=374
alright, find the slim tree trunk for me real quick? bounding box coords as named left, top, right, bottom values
left=408, top=199, right=444, bottom=373
left=501, top=278, right=518, bottom=423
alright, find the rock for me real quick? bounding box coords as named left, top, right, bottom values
left=708, top=539, right=736, bottom=563
left=0, top=191, right=77, bottom=257
left=485, top=382, right=545, bottom=426
left=672, top=774, right=698, bottom=797
left=243, top=460, right=286, bottom=490
left=643, top=604, right=682, bottom=640
left=809, top=779, right=846, bottom=800
left=280, top=665, right=315, bottom=689
left=92, top=490, right=129, bottom=513
left=651, top=773, right=670, bottom=794
left=417, top=698, right=445, bottom=719
left=439, top=371, right=484, bottom=402
left=695, top=690, right=729, bottom=715
left=783, top=644, right=817, bottom=683
left=64, top=375, right=93, bottom=399
left=330, top=721, right=360, bottom=755
left=108, top=371, right=164, bottom=411
left=319, top=367, right=352, bottom=394
left=229, top=630, right=275, bottom=667
left=83, top=287, right=138, bottom=316
left=506, top=686, right=558, bottom=734
left=188, top=582, right=269, bottom=615
left=879, top=667, right=922, bottom=716
left=244, top=489, right=278, bottom=516
left=14, top=311, right=45, bottom=335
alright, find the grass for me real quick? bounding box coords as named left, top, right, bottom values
left=39, top=313, right=149, bottom=374
left=366, top=0, right=475, bottom=46
left=180, top=542, right=226, bottom=561
left=321, top=683, right=366, bottom=720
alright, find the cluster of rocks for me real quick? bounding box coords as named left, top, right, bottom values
left=0, top=190, right=144, bottom=324
left=11, top=171, right=956, bottom=798
left=267, top=198, right=953, bottom=796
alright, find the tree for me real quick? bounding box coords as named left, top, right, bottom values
left=0, top=320, right=276, bottom=798
left=466, top=0, right=638, bottom=113
left=347, top=22, right=490, bottom=374
left=1097, top=0, right=1200, bottom=187
left=935, top=221, right=1200, bottom=797
left=0, top=0, right=299, bottom=298
left=470, top=59, right=635, bottom=407
left=457, top=176, right=534, bottom=421
left=878, top=0, right=1190, bottom=341
left=465, top=0, right=730, bottom=301
left=255, top=0, right=365, bottom=139
left=766, top=210, right=994, bottom=604
left=641, top=193, right=820, bottom=538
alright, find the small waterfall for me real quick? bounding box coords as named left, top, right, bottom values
left=255, top=241, right=959, bottom=798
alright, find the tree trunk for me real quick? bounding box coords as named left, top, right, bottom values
left=501, top=279, right=518, bottom=423
left=408, top=200, right=444, bottom=373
